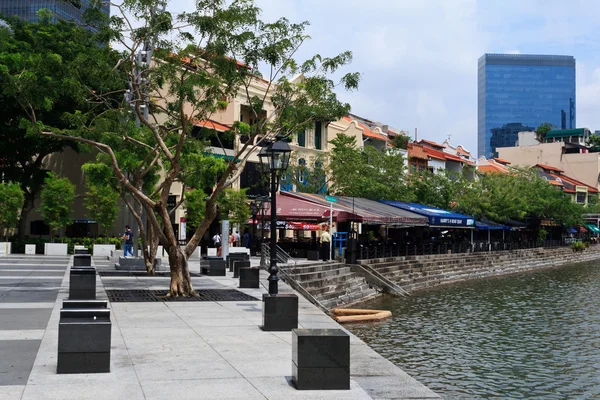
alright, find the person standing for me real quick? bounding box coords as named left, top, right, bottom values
left=243, top=228, right=252, bottom=249
left=122, top=225, right=134, bottom=257
left=234, top=230, right=241, bottom=247
left=213, top=232, right=222, bottom=256
left=320, top=226, right=331, bottom=261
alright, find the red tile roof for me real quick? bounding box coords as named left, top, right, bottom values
left=408, top=143, right=429, bottom=160
left=478, top=163, right=510, bottom=174
left=192, top=119, right=231, bottom=132
left=493, top=157, right=511, bottom=165
left=419, top=139, right=444, bottom=149
left=547, top=173, right=598, bottom=193
left=344, top=116, right=389, bottom=142
left=423, top=147, right=447, bottom=161
left=536, top=163, right=564, bottom=173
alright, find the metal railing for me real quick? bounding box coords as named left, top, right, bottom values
left=260, top=243, right=295, bottom=269
left=357, top=239, right=567, bottom=260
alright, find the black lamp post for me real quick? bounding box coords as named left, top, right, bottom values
left=258, top=137, right=291, bottom=295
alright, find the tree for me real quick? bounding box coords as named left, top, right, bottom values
left=40, top=173, right=75, bottom=242
left=329, top=134, right=410, bottom=200
left=408, top=170, right=458, bottom=210
left=392, top=134, right=410, bottom=150
left=0, top=12, right=122, bottom=237
left=536, top=122, right=554, bottom=141
left=83, top=183, right=119, bottom=237
left=0, top=182, right=24, bottom=240
left=13, top=0, right=359, bottom=296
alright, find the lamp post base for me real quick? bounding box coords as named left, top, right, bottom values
left=262, top=293, right=298, bottom=331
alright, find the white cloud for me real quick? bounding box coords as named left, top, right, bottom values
left=120, top=0, right=600, bottom=146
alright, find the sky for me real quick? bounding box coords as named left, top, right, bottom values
left=149, top=0, right=600, bottom=153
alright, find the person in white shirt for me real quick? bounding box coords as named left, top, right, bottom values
left=320, top=226, right=331, bottom=261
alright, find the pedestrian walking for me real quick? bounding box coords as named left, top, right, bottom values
left=213, top=233, right=222, bottom=256
left=122, top=225, right=134, bottom=257
left=234, top=230, right=241, bottom=247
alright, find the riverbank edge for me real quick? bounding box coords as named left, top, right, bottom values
left=358, top=245, right=600, bottom=296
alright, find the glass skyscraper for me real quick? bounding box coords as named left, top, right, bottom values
left=477, top=54, right=576, bottom=158
left=0, top=0, right=109, bottom=25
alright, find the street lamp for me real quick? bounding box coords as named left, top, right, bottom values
left=258, top=137, right=291, bottom=295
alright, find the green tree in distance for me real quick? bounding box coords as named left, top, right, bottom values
left=40, top=173, right=75, bottom=242
left=13, top=0, right=359, bottom=296
left=83, top=183, right=119, bottom=237
left=536, top=122, right=555, bottom=141
left=0, top=182, right=24, bottom=241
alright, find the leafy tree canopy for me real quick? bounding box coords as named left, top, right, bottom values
left=0, top=182, right=24, bottom=238
left=40, top=172, right=75, bottom=241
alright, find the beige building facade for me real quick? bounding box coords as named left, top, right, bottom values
left=497, top=142, right=600, bottom=190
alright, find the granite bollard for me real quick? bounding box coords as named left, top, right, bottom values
left=292, top=329, right=350, bottom=390
left=57, top=306, right=111, bottom=373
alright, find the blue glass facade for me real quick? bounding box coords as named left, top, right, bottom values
left=477, top=54, right=576, bottom=158
left=0, top=0, right=110, bottom=25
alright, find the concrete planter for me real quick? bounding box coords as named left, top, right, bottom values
left=92, top=245, right=115, bottom=257
left=0, top=242, right=12, bottom=255
left=25, top=244, right=36, bottom=255
left=45, top=243, right=68, bottom=256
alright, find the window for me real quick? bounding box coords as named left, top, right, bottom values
left=297, top=158, right=306, bottom=183
left=314, top=121, right=322, bottom=150
left=576, top=192, right=586, bottom=204
left=297, top=130, right=305, bottom=147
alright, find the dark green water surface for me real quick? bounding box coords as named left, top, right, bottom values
left=346, top=261, right=600, bottom=399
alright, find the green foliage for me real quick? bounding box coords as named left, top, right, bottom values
left=183, top=189, right=206, bottom=230
left=83, top=184, right=119, bottom=236
left=0, top=16, right=124, bottom=236
left=218, top=188, right=250, bottom=226
left=392, top=135, right=410, bottom=150
left=536, top=122, right=554, bottom=141
left=0, top=183, right=24, bottom=237
left=40, top=173, right=75, bottom=242
left=571, top=241, right=586, bottom=252
left=328, top=134, right=410, bottom=200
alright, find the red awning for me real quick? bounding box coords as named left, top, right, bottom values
left=257, top=194, right=353, bottom=222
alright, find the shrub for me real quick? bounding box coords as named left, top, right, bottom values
left=571, top=241, right=586, bottom=252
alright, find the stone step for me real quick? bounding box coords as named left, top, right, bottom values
left=292, top=266, right=353, bottom=282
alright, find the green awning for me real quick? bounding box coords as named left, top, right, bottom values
left=585, top=223, right=600, bottom=234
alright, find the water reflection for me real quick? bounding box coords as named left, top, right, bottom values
left=346, top=261, right=600, bottom=399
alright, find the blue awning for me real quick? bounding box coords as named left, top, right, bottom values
left=380, top=201, right=476, bottom=228
left=475, top=220, right=511, bottom=231
left=567, top=227, right=578, bottom=234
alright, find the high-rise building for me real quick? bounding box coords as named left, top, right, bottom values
left=0, top=0, right=109, bottom=25
left=477, top=53, right=576, bottom=158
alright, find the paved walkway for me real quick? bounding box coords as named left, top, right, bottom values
left=0, top=254, right=439, bottom=400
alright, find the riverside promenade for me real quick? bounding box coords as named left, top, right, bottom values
left=0, top=254, right=439, bottom=400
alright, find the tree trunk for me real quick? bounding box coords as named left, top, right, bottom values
left=143, top=222, right=159, bottom=275
left=166, top=245, right=195, bottom=297
left=17, top=199, right=34, bottom=239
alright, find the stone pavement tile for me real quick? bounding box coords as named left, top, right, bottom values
left=113, top=311, right=189, bottom=329
left=0, top=330, right=45, bottom=340
left=350, top=344, right=410, bottom=377
left=0, top=340, right=41, bottom=385
left=168, top=305, right=243, bottom=320
left=247, top=376, right=372, bottom=400
left=186, top=317, right=258, bottom=327
left=141, top=377, right=266, bottom=400
left=0, top=291, right=59, bottom=303
left=0, top=385, right=25, bottom=400
left=0, top=309, right=53, bottom=330
left=118, top=327, right=202, bottom=351
left=0, top=302, right=54, bottom=309
left=21, top=382, right=146, bottom=400
left=191, top=325, right=272, bottom=340
left=352, top=376, right=442, bottom=399
left=208, top=340, right=291, bottom=378
left=133, top=352, right=242, bottom=381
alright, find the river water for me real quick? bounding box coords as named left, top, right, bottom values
left=346, top=261, right=600, bottom=399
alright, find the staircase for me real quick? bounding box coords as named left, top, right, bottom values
left=283, top=262, right=380, bottom=310
left=360, top=246, right=600, bottom=292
